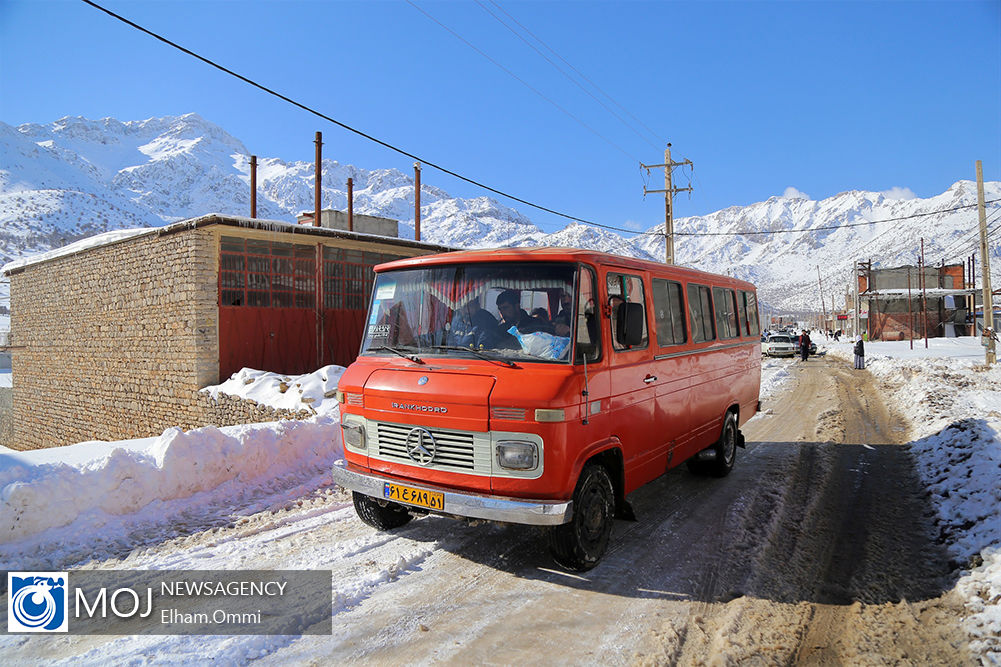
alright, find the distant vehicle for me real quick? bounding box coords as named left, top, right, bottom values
left=763, top=334, right=796, bottom=357
left=793, top=334, right=818, bottom=356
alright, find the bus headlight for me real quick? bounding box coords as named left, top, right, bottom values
left=341, top=422, right=366, bottom=450
left=496, top=441, right=538, bottom=471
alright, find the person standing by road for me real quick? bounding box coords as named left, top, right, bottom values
left=853, top=334, right=866, bottom=370
left=799, top=329, right=811, bottom=361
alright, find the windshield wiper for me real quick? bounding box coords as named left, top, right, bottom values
left=368, top=346, right=425, bottom=364
left=431, top=345, right=518, bottom=368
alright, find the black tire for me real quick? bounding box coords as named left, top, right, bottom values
left=686, top=411, right=739, bottom=477
left=548, top=464, right=615, bottom=572
left=352, top=491, right=413, bottom=530
left=708, top=411, right=738, bottom=478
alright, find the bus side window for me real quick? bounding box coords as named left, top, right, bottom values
left=575, top=267, right=600, bottom=363
left=712, top=287, right=739, bottom=339
left=743, top=291, right=761, bottom=336
left=652, top=278, right=686, bottom=346
left=607, top=273, right=648, bottom=351
left=687, top=283, right=716, bottom=343
left=736, top=288, right=750, bottom=336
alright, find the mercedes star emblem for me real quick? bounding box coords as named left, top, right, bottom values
left=405, top=427, right=437, bottom=466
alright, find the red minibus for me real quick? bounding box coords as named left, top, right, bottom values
left=332, top=248, right=761, bottom=570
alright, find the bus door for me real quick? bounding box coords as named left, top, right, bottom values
left=604, top=271, right=662, bottom=489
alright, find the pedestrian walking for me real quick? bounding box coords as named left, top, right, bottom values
left=799, top=329, right=811, bottom=361
left=853, top=334, right=865, bottom=370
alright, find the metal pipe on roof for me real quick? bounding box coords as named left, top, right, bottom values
left=414, top=162, right=422, bottom=242
left=347, top=177, right=354, bottom=232
left=314, top=132, right=322, bottom=228
left=250, top=155, right=257, bottom=219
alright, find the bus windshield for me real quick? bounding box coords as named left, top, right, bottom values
left=361, top=262, right=577, bottom=364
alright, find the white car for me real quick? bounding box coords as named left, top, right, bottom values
left=763, top=334, right=796, bottom=357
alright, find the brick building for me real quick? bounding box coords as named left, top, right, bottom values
left=858, top=263, right=975, bottom=340
left=3, top=213, right=449, bottom=449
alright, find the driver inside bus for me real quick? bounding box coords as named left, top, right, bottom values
left=447, top=296, right=501, bottom=349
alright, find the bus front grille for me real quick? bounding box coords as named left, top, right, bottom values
left=375, top=422, right=478, bottom=471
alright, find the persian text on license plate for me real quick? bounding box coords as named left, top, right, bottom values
left=384, top=483, right=445, bottom=511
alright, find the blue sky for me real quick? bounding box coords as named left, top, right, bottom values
left=1, top=0, right=999, bottom=234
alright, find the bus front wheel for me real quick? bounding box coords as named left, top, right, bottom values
left=548, top=463, right=615, bottom=572
left=352, top=491, right=413, bottom=530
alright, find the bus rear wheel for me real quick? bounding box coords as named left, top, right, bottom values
left=352, top=491, right=413, bottom=530
left=548, top=463, right=615, bottom=572
left=708, top=411, right=738, bottom=477
left=687, top=410, right=738, bottom=478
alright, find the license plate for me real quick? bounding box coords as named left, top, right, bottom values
left=384, top=483, right=445, bottom=511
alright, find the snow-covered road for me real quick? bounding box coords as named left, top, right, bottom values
left=1, top=339, right=998, bottom=664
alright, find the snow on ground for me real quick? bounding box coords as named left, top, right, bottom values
left=0, top=366, right=345, bottom=570
left=827, top=336, right=1001, bottom=660
left=1, top=346, right=997, bottom=661
left=201, top=366, right=342, bottom=415
left=758, top=355, right=795, bottom=408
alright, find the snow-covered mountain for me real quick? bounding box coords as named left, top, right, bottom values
left=1, top=113, right=998, bottom=313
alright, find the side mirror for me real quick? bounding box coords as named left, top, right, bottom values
left=616, top=302, right=646, bottom=347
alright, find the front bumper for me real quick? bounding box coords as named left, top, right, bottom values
left=332, top=459, right=572, bottom=526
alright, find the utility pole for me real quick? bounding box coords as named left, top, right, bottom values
left=971, top=253, right=977, bottom=319
left=853, top=262, right=859, bottom=338
left=969, top=254, right=975, bottom=318
left=817, top=266, right=828, bottom=333
left=641, top=143, right=692, bottom=264
left=920, top=238, right=929, bottom=349
left=907, top=267, right=913, bottom=350
left=977, top=160, right=996, bottom=364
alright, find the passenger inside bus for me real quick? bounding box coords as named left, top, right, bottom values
left=552, top=289, right=573, bottom=337
left=496, top=289, right=555, bottom=336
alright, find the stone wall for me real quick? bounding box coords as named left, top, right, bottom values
left=0, top=387, right=12, bottom=448
left=194, top=391, right=315, bottom=426
left=9, top=229, right=220, bottom=450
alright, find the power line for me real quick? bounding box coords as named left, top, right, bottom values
left=936, top=207, right=1001, bottom=261
left=669, top=199, right=1001, bottom=237
left=406, top=0, right=641, bottom=163
left=72, top=2, right=1001, bottom=246
left=474, top=0, right=661, bottom=152
left=486, top=0, right=666, bottom=148
left=814, top=204, right=1000, bottom=296
left=80, top=0, right=613, bottom=232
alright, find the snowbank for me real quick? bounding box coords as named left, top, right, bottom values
left=0, top=367, right=345, bottom=569
left=828, top=337, right=1001, bottom=660
left=201, top=365, right=343, bottom=416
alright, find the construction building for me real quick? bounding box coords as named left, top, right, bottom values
left=856, top=263, right=975, bottom=340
